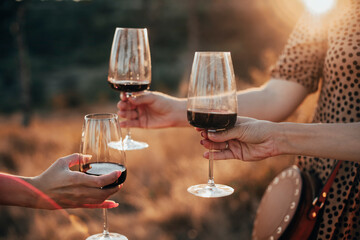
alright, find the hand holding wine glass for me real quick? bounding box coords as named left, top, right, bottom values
left=108, top=27, right=151, bottom=150
left=0, top=153, right=122, bottom=210
left=117, top=91, right=189, bottom=129
left=80, top=113, right=127, bottom=240
left=187, top=52, right=237, bottom=198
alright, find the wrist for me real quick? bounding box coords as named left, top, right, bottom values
left=22, top=175, right=58, bottom=209
left=263, top=121, right=287, bottom=157
left=171, top=98, right=189, bottom=127
left=273, top=122, right=289, bottom=156
left=275, top=122, right=309, bottom=156
left=26, top=175, right=42, bottom=193
left=21, top=176, right=43, bottom=208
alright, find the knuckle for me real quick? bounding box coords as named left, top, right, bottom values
left=119, top=102, right=126, bottom=109
left=94, top=178, right=106, bottom=188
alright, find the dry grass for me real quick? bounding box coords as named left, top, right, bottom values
left=0, top=92, right=318, bottom=240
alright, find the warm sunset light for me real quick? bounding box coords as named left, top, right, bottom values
left=302, top=0, right=336, bottom=14
left=5, top=0, right=359, bottom=239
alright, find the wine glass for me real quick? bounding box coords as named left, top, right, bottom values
left=187, top=52, right=237, bottom=198
left=108, top=27, right=151, bottom=150
left=80, top=113, right=127, bottom=240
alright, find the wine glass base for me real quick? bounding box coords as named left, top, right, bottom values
left=86, top=233, right=128, bottom=240
left=123, top=137, right=149, bottom=150
left=108, top=141, right=124, bottom=151
left=187, top=184, right=234, bottom=198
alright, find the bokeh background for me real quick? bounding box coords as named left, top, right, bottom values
left=0, top=0, right=319, bottom=239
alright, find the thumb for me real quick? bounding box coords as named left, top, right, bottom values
left=129, top=91, right=156, bottom=106
left=208, top=127, right=240, bottom=143
left=207, top=117, right=253, bottom=142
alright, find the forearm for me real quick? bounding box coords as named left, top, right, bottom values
left=171, top=98, right=189, bottom=127
left=237, top=87, right=281, bottom=120
left=276, top=122, right=360, bottom=161
left=177, top=83, right=291, bottom=126
left=0, top=173, right=56, bottom=209
left=237, top=79, right=308, bottom=122
left=175, top=85, right=284, bottom=126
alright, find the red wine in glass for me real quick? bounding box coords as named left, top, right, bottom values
left=187, top=109, right=237, bottom=131
left=83, top=162, right=127, bottom=188
left=108, top=78, right=150, bottom=93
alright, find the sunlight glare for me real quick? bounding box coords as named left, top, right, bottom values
left=302, top=0, right=336, bottom=14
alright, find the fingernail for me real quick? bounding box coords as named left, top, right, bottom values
left=200, top=140, right=203, bottom=145
left=116, top=171, right=122, bottom=178
left=201, top=132, right=205, bottom=138
left=108, top=202, right=119, bottom=208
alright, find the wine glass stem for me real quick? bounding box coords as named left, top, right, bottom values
left=102, top=208, right=110, bottom=236
left=208, top=141, right=215, bottom=187
left=125, top=92, right=132, bottom=140
left=126, top=128, right=132, bottom=140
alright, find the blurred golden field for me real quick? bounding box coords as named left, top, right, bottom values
left=0, top=1, right=316, bottom=239
left=0, top=88, right=318, bottom=240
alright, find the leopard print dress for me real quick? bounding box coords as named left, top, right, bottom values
left=270, top=0, right=360, bottom=239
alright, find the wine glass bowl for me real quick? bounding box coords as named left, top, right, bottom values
left=81, top=162, right=127, bottom=189
left=107, top=27, right=151, bottom=150
left=80, top=113, right=128, bottom=240
left=187, top=52, right=237, bottom=198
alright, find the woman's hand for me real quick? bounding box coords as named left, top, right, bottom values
left=117, top=91, right=188, bottom=129
left=201, top=118, right=360, bottom=162
left=200, top=117, right=280, bottom=161
left=28, top=154, right=123, bottom=209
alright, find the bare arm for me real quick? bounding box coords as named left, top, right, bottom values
left=277, top=122, right=360, bottom=161
left=117, top=79, right=309, bottom=128
left=237, top=79, right=309, bottom=122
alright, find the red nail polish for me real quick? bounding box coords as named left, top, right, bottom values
left=109, top=202, right=119, bottom=208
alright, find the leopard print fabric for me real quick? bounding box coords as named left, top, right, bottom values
left=270, top=0, right=360, bottom=239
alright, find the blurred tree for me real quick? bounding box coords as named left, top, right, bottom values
left=0, top=0, right=300, bottom=116
left=11, top=1, right=31, bottom=126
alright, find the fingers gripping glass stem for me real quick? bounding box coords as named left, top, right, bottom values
left=208, top=143, right=215, bottom=187
left=123, top=92, right=149, bottom=150
left=125, top=92, right=132, bottom=138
